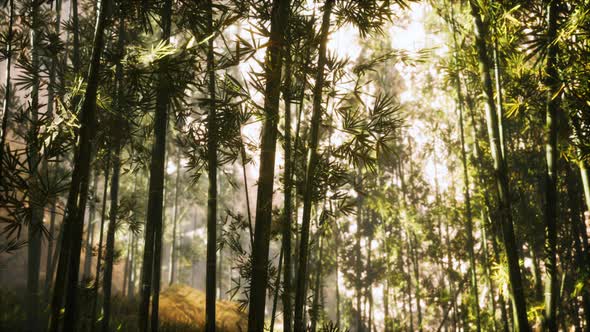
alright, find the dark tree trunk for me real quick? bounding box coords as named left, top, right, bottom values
left=543, top=2, right=560, bottom=330
left=465, top=61, right=511, bottom=332
left=27, top=2, right=43, bottom=330
left=246, top=0, right=290, bottom=330
left=102, top=144, right=121, bottom=332
left=48, top=0, right=81, bottom=328
left=468, top=1, right=530, bottom=330
left=45, top=200, right=58, bottom=299
left=103, top=19, right=126, bottom=323
left=571, top=117, right=590, bottom=217
left=90, top=161, right=111, bottom=332
left=138, top=1, right=172, bottom=330
left=566, top=163, right=590, bottom=327
left=44, top=0, right=63, bottom=302
left=217, top=231, right=223, bottom=300
left=50, top=0, right=110, bottom=329
left=335, top=232, right=341, bottom=330
left=580, top=162, right=590, bottom=213
left=205, top=0, right=218, bottom=330
left=367, top=212, right=374, bottom=332
left=293, top=2, right=333, bottom=331
left=0, top=0, right=14, bottom=174
left=282, top=45, right=294, bottom=332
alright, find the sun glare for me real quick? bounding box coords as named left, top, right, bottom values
left=327, top=23, right=361, bottom=61
left=389, top=3, right=427, bottom=52
left=166, top=160, right=177, bottom=175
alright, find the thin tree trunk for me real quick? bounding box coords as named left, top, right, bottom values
left=125, top=164, right=139, bottom=299
left=543, top=2, right=560, bottom=330
left=103, top=144, right=121, bottom=332
left=217, top=230, right=223, bottom=300
left=239, top=138, right=254, bottom=247
left=336, top=233, right=341, bottom=330
left=557, top=229, right=573, bottom=331
left=137, top=1, right=172, bottom=331
left=480, top=210, right=499, bottom=331
left=90, top=161, right=110, bottom=332
left=290, top=33, right=311, bottom=279
left=356, top=177, right=364, bottom=332
left=282, top=45, right=294, bottom=332
left=452, top=42, right=481, bottom=330
left=129, top=234, right=136, bottom=299
left=270, top=246, right=284, bottom=332
left=26, top=2, right=43, bottom=330
left=44, top=0, right=62, bottom=295
left=580, top=164, right=590, bottom=214
left=566, top=164, right=590, bottom=328
left=433, top=145, right=451, bottom=332
left=294, top=2, right=333, bottom=331
left=398, top=163, right=414, bottom=332
left=58, top=0, right=111, bottom=328
left=123, top=235, right=130, bottom=296
left=404, top=234, right=414, bottom=332
left=246, top=0, right=290, bottom=330
left=170, top=148, right=181, bottom=285
left=384, top=235, right=390, bottom=332
left=291, top=44, right=308, bottom=275
left=310, top=233, right=324, bottom=332
left=84, top=173, right=99, bottom=279
left=102, top=17, right=126, bottom=322
left=48, top=0, right=81, bottom=327
left=468, top=2, right=530, bottom=330
left=465, top=67, right=511, bottom=332
left=45, top=199, right=58, bottom=299
left=151, top=144, right=173, bottom=332
left=531, top=246, right=544, bottom=304
left=570, top=116, right=590, bottom=217
left=411, top=232, right=422, bottom=332
left=490, top=217, right=512, bottom=332
left=0, top=0, right=14, bottom=175
left=492, top=16, right=506, bottom=160
left=445, top=216, right=457, bottom=332
left=367, top=218, right=373, bottom=332
left=430, top=150, right=450, bottom=332
left=123, top=173, right=138, bottom=297
left=205, top=0, right=218, bottom=330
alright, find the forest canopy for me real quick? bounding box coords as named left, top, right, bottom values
left=0, top=0, right=590, bottom=331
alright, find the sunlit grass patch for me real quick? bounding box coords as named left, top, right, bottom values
left=158, top=284, right=247, bottom=332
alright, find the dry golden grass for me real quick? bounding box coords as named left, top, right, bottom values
left=158, top=284, right=247, bottom=332
left=0, top=284, right=246, bottom=331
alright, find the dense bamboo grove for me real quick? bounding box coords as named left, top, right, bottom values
left=1, top=0, right=590, bottom=331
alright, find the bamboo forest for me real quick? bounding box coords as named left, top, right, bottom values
left=1, top=0, right=590, bottom=331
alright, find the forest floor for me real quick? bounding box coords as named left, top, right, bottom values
left=0, top=284, right=247, bottom=331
